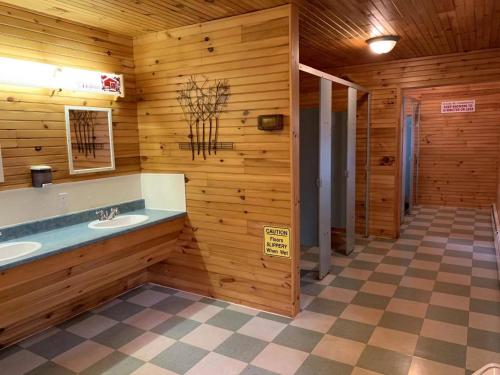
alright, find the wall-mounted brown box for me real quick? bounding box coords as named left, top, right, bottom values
left=258, top=114, right=284, bottom=131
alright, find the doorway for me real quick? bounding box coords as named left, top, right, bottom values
left=402, top=82, right=500, bottom=209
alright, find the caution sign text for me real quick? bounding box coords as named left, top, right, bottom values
left=263, top=226, right=291, bottom=258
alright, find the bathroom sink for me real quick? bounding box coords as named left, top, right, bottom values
left=88, top=214, right=149, bottom=230
left=0, top=241, right=42, bottom=262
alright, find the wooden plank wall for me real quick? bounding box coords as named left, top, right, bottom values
left=0, top=217, right=184, bottom=348
left=135, top=6, right=298, bottom=316
left=0, top=4, right=140, bottom=190
left=405, top=82, right=500, bottom=208
left=301, top=48, right=500, bottom=238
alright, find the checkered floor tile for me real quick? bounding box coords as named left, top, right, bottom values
left=1, top=206, right=499, bottom=374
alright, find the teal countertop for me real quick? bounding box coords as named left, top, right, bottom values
left=0, top=208, right=186, bottom=272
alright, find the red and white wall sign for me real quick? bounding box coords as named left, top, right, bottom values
left=441, top=100, right=475, bottom=113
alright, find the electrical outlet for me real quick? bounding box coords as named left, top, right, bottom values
left=58, top=192, right=69, bottom=212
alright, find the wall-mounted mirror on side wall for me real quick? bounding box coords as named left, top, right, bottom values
left=65, top=106, right=115, bottom=175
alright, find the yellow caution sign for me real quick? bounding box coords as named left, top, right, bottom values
left=263, top=226, right=291, bottom=258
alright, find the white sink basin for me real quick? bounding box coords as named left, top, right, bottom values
left=0, top=241, right=42, bottom=262
left=473, top=364, right=500, bottom=375
left=88, top=214, right=149, bottom=230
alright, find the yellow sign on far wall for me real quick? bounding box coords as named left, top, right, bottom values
left=263, top=226, right=291, bottom=258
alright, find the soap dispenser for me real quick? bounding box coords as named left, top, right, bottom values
left=30, top=165, right=52, bottom=188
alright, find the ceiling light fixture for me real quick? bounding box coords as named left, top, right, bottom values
left=366, top=35, right=400, bottom=54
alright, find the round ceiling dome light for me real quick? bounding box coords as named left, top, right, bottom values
left=366, top=35, right=400, bottom=54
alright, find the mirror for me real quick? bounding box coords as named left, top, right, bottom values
left=65, top=106, right=115, bottom=175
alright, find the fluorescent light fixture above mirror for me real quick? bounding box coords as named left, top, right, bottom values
left=366, top=35, right=400, bottom=54
left=0, top=57, right=124, bottom=97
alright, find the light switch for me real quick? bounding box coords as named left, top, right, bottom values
left=0, top=145, right=4, bottom=183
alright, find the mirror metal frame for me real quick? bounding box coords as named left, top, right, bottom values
left=64, top=106, right=115, bottom=175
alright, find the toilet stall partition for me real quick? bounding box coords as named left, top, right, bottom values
left=299, top=64, right=371, bottom=279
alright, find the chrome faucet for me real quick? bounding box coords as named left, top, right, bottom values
left=96, top=207, right=120, bottom=221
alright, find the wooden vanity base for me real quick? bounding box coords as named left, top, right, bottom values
left=0, top=217, right=184, bottom=348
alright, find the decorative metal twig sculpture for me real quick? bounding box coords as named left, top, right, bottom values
left=177, top=89, right=196, bottom=160
left=70, top=110, right=98, bottom=158
left=177, top=75, right=230, bottom=160
left=211, top=80, right=230, bottom=154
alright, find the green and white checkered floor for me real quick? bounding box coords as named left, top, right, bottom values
left=1, top=206, right=499, bottom=374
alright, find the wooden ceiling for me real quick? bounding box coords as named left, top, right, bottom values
left=1, top=0, right=499, bottom=68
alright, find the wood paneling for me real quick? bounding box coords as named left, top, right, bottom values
left=3, top=0, right=500, bottom=68
left=0, top=4, right=140, bottom=190
left=136, top=6, right=298, bottom=316
left=0, top=217, right=185, bottom=348
left=299, top=48, right=500, bottom=237
left=405, top=82, right=500, bottom=208
left=0, top=0, right=288, bottom=37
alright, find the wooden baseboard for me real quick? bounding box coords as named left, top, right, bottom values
left=149, top=266, right=293, bottom=317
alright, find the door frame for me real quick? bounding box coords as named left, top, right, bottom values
left=400, top=96, right=421, bottom=223
left=412, top=101, right=421, bottom=210
left=318, top=78, right=332, bottom=279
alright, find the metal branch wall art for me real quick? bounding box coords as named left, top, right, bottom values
left=70, top=110, right=98, bottom=158
left=177, top=75, right=230, bottom=160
